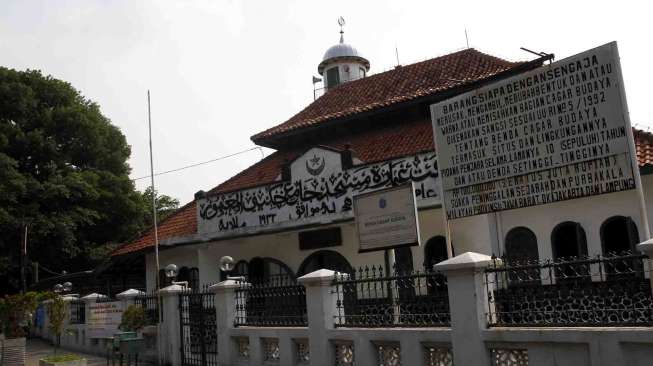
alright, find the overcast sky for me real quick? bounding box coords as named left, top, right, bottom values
left=2, top=0, right=652, bottom=203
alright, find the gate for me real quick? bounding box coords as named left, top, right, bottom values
left=179, top=290, right=218, bottom=366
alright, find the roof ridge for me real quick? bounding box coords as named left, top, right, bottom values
left=251, top=48, right=522, bottom=145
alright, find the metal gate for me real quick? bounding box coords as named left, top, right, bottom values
left=179, top=290, right=218, bottom=366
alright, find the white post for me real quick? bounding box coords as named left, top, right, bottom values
left=637, top=239, right=653, bottom=293
left=298, top=269, right=340, bottom=366
left=159, top=285, right=185, bottom=366
left=209, top=279, right=241, bottom=366
left=117, top=289, right=144, bottom=309
left=435, top=252, right=495, bottom=366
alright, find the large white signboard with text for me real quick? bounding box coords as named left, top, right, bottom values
left=87, top=301, right=124, bottom=338
left=354, top=184, right=420, bottom=252
left=430, top=42, right=636, bottom=219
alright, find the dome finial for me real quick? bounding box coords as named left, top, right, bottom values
left=338, top=16, right=345, bottom=43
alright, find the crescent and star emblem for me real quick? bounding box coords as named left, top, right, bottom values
left=306, top=154, right=326, bottom=176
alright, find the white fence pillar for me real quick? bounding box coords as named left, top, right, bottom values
left=210, top=279, right=240, bottom=366
left=116, top=288, right=144, bottom=309
left=159, top=285, right=184, bottom=366
left=637, top=239, right=653, bottom=293
left=435, top=252, right=494, bottom=366
left=298, top=269, right=339, bottom=366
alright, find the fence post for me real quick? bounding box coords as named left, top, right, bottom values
left=298, top=269, right=339, bottom=366
left=116, top=288, right=144, bottom=309
left=209, top=279, right=240, bottom=366
left=159, top=284, right=185, bottom=366
left=435, top=252, right=494, bottom=366
left=80, top=293, right=106, bottom=353
left=637, top=238, right=653, bottom=294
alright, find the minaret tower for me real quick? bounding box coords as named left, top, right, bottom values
left=318, top=17, right=370, bottom=91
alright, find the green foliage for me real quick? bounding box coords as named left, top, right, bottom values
left=119, top=304, right=147, bottom=332
left=42, top=353, right=84, bottom=362
left=0, top=67, right=179, bottom=293
left=140, top=186, right=180, bottom=228
left=0, top=291, right=45, bottom=338
left=46, top=294, right=67, bottom=348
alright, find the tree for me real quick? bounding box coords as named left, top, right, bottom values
left=140, top=186, right=180, bottom=227
left=0, top=67, right=150, bottom=294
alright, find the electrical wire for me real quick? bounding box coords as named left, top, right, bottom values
left=131, top=146, right=265, bottom=181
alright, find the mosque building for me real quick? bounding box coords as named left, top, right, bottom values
left=107, top=25, right=653, bottom=293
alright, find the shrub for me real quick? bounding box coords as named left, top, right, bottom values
left=0, top=291, right=43, bottom=338
left=119, top=305, right=147, bottom=332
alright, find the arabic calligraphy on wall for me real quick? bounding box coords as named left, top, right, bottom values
left=197, top=152, right=441, bottom=236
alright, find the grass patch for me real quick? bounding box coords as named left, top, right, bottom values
left=42, top=354, right=84, bottom=363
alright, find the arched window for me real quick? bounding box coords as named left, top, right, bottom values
left=504, top=227, right=539, bottom=264
left=601, top=216, right=639, bottom=255
left=247, top=257, right=295, bottom=285
left=177, top=266, right=200, bottom=291
left=601, top=216, right=641, bottom=278
left=393, top=247, right=414, bottom=273
left=298, top=250, right=353, bottom=276
left=504, top=227, right=540, bottom=285
left=551, top=222, right=589, bottom=281
left=424, top=236, right=448, bottom=269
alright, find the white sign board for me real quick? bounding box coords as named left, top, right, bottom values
left=430, top=42, right=636, bottom=219
left=87, top=301, right=124, bottom=338
left=354, top=184, right=420, bottom=252
left=198, top=152, right=441, bottom=238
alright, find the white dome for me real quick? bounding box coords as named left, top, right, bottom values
left=318, top=35, right=370, bottom=75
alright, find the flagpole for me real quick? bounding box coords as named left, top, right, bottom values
left=148, top=90, right=163, bottom=366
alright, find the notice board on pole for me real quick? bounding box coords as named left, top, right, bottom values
left=430, top=42, right=636, bottom=220
left=354, top=184, right=420, bottom=253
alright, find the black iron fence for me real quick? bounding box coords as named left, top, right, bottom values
left=234, top=276, right=307, bottom=327
left=179, top=288, right=218, bottom=366
left=332, top=265, right=450, bottom=327
left=69, top=299, right=85, bottom=324
left=135, top=292, right=161, bottom=325
left=485, top=252, right=653, bottom=327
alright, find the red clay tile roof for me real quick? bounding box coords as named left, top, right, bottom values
left=111, top=124, right=653, bottom=257
left=110, top=45, right=653, bottom=257
left=111, top=201, right=197, bottom=256
left=252, top=48, right=522, bottom=145
left=635, top=129, right=653, bottom=168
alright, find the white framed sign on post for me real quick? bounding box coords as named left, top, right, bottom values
left=429, top=42, right=648, bottom=240
left=87, top=301, right=124, bottom=338
left=354, top=184, right=421, bottom=253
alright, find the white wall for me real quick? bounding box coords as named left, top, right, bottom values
left=147, top=207, right=447, bottom=291
left=146, top=172, right=653, bottom=291
left=146, top=245, right=200, bottom=290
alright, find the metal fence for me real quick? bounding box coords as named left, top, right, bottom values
left=179, top=289, right=218, bottom=366
left=332, top=265, right=450, bottom=327
left=69, top=299, right=85, bottom=324
left=485, top=252, right=653, bottom=327
left=135, top=293, right=161, bottom=325
left=234, top=276, right=307, bottom=327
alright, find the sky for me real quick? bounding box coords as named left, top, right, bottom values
left=2, top=0, right=652, bottom=204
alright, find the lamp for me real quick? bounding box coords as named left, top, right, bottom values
left=164, top=263, right=188, bottom=289
left=219, top=256, right=245, bottom=282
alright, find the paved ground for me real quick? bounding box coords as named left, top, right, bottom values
left=26, top=338, right=106, bottom=366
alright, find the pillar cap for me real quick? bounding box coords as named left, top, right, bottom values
left=158, top=284, right=186, bottom=296
left=81, top=293, right=108, bottom=301
left=209, top=279, right=247, bottom=293
left=434, top=252, right=495, bottom=273
left=298, top=269, right=344, bottom=286
left=117, top=289, right=145, bottom=299
left=637, top=238, right=653, bottom=256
